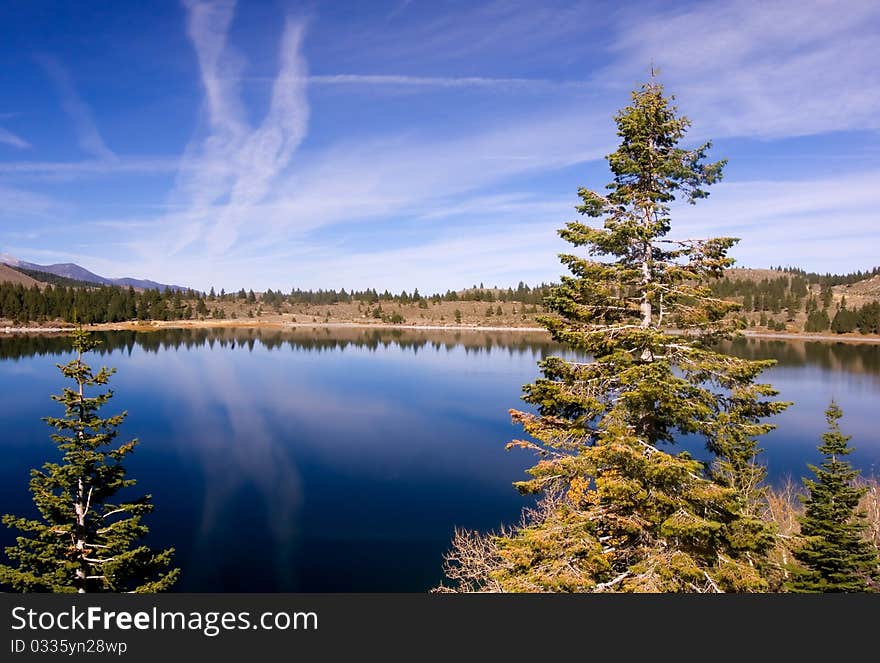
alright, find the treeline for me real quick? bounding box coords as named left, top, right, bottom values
left=0, top=282, right=203, bottom=324
left=217, top=281, right=551, bottom=306
left=12, top=266, right=98, bottom=288
left=711, top=272, right=880, bottom=334
left=807, top=300, right=880, bottom=334
left=772, top=265, right=880, bottom=287
left=0, top=278, right=552, bottom=325
left=711, top=273, right=811, bottom=316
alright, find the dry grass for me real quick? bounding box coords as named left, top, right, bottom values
left=0, top=264, right=41, bottom=287
left=437, top=478, right=880, bottom=593
left=192, top=298, right=546, bottom=329
left=859, top=477, right=880, bottom=551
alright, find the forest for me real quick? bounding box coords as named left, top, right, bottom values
left=0, top=278, right=552, bottom=325
left=710, top=271, right=880, bottom=334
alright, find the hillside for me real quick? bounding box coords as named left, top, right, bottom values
left=711, top=267, right=880, bottom=335
left=11, top=266, right=103, bottom=288
left=0, top=264, right=41, bottom=287
left=720, top=268, right=782, bottom=282
left=0, top=254, right=184, bottom=292
left=2, top=261, right=878, bottom=337
left=834, top=274, right=880, bottom=308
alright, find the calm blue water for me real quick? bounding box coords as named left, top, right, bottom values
left=0, top=328, right=877, bottom=591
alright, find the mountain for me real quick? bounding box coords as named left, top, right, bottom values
left=0, top=254, right=186, bottom=292
left=0, top=263, right=41, bottom=287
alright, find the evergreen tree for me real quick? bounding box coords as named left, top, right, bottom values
left=0, top=330, right=178, bottom=592
left=789, top=403, right=879, bottom=592
left=820, top=284, right=833, bottom=309
left=804, top=309, right=830, bottom=333
left=857, top=302, right=880, bottom=335
left=831, top=306, right=858, bottom=333
left=195, top=297, right=208, bottom=317
left=442, top=80, right=788, bottom=593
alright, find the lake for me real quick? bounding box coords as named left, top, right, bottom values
left=1, top=327, right=878, bottom=591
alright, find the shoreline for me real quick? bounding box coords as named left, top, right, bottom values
left=740, top=330, right=880, bottom=345
left=3, top=320, right=549, bottom=335
left=4, top=320, right=880, bottom=344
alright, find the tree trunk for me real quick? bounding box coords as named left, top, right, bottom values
left=74, top=366, right=89, bottom=593
left=640, top=248, right=652, bottom=328
left=75, top=478, right=87, bottom=593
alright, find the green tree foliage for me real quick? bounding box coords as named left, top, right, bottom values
left=441, top=80, right=788, bottom=593
left=709, top=267, right=880, bottom=334
left=831, top=306, right=858, bottom=334
left=788, top=403, right=879, bottom=592
left=0, top=330, right=179, bottom=592
left=804, top=310, right=830, bottom=333
left=0, top=279, right=558, bottom=326
left=857, top=302, right=880, bottom=335
left=821, top=284, right=833, bottom=309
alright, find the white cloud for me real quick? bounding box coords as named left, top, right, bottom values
left=0, top=157, right=179, bottom=178
left=166, top=1, right=310, bottom=256
left=0, top=185, right=60, bottom=218
left=5, top=0, right=879, bottom=289
left=37, top=55, right=117, bottom=160
left=673, top=170, right=880, bottom=271
left=0, top=127, right=30, bottom=149
left=307, top=74, right=590, bottom=90
left=605, top=0, right=880, bottom=138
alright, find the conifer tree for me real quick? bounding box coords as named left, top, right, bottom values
left=441, top=79, right=788, bottom=593
left=788, top=403, right=879, bottom=592
left=0, top=329, right=178, bottom=592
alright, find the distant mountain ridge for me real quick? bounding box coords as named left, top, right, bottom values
left=0, top=254, right=185, bottom=292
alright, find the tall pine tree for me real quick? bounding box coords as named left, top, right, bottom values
left=441, top=79, right=788, bottom=593
left=788, top=402, right=879, bottom=592
left=0, top=329, right=178, bottom=592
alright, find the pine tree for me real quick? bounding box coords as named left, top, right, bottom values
left=831, top=306, right=858, bottom=334
left=804, top=309, right=830, bottom=333
left=788, top=403, right=879, bottom=592
left=857, top=302, right=880, bottom=335
left=0, top=330, right=178, bottom=592
left=441, top=79, right=788, bottom=593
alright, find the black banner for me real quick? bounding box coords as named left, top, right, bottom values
left=1, top=593, right=876, bottom=661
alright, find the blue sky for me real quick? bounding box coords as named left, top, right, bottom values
left=1, top=0, right=878, bottom=292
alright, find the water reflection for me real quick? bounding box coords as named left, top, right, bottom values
left=0, top=327, right=877, bottom=591
left=0, top=326, right=560, bottom=360
left=721, top=338, right=880, bottom=385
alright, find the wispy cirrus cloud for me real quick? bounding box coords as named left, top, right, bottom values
left=605, top=0, right=880, bottom=138
left=673, top=169, right=880, bottom=271
left=0, top=157, right=179, bottom=178
left=37, top=55, right=117, bottom=161
left=5, top=0, right=878, bottom=291
left=0, top=184, right=60, bottom=217
left=0, top=127, right=30, bottom=149
left=249, top=73, right=593, bottom=90
left=168, top=0, right=310, bottom=256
